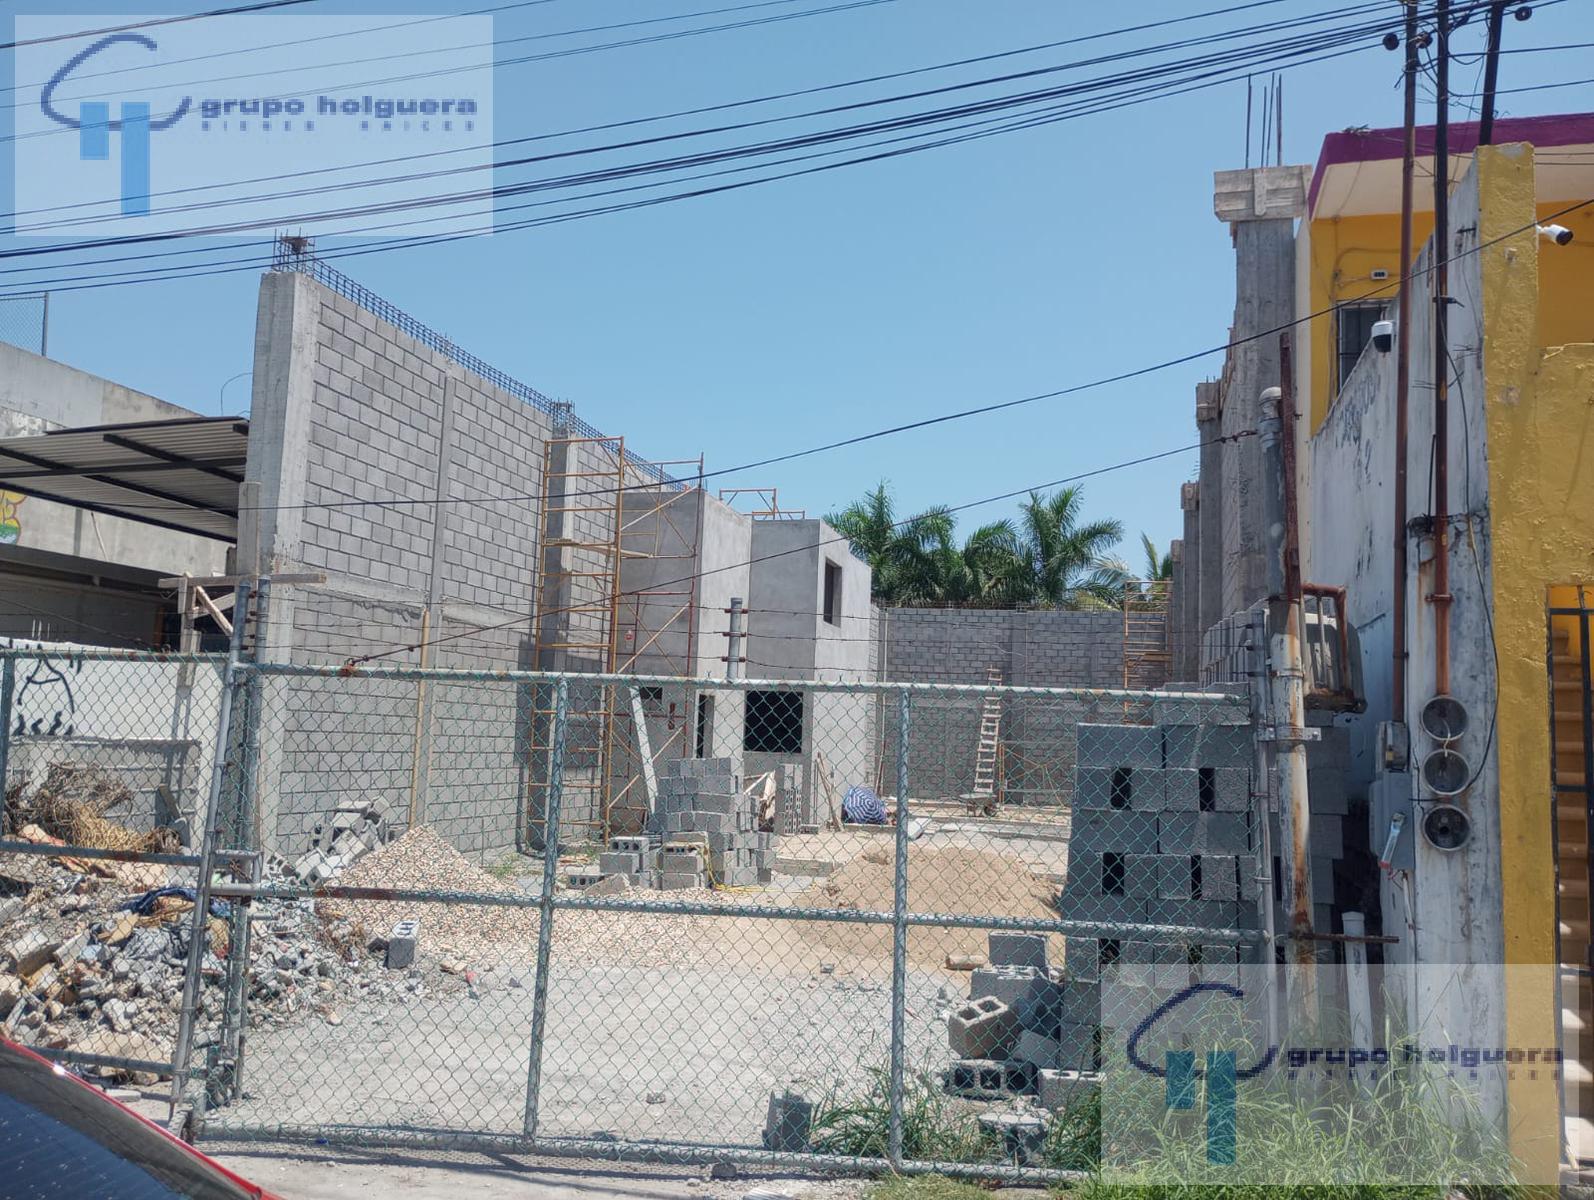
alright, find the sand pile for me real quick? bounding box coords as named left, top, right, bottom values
left=796, top=844, right=1061, bottom=969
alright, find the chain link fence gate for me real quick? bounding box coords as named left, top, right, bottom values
left=2, top=637, right=1267, bottom=1178
left=155, top=660, right=1261, bottom=1181
left=0, top=584, right=259, bottom=1109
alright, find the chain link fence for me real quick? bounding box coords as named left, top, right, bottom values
left=2, top=644, right=1267, bottom=1179
left=0, top=292, right=47, bottom=356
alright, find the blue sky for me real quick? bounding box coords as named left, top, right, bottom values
left=4, top=0, right=1591, bottom=570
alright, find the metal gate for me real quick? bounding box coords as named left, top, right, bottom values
left=2, top=643, right=1262, bottom=1180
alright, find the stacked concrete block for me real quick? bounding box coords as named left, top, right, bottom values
left=1053, top=717, right=1261, bottom=1061
left=642, top=758, right=775, bottom=888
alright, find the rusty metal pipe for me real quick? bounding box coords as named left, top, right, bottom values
left=1393, top=0, right=1419, bottom=722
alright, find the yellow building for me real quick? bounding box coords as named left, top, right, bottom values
left=1296, top=113, right=1594, bottom=1177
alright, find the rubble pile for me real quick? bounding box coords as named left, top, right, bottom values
left=4, top=764, right=178, bottom=855
left=0, top=840, right=441, bottom=1084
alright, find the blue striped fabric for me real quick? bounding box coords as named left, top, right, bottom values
left=841, top=785, right=887, bottom=825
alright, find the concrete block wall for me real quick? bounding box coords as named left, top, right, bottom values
left=245, top=269, right=560, bottom=858
left=1059, top=719, right=1260, bottom=1017
left=876, top=608, right=1135, bottom=803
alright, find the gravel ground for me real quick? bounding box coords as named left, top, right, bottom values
left=212, top=957, right=953, bottom=1148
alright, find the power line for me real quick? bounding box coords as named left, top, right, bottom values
left=8, top=192, right=1585, bottom=528
left=0, top=0, right=1379, bottom=227
left=0, top=0, right=318, bottom=51
left=0, top=17, right=1408, bottom=280
left=0, top=0, right=1400, bottom=234
left=343, top=433, right=1249, bottom=666
left=0, top=0, right=779, bottom=104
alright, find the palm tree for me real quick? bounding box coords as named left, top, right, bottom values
left=1008, top=487, right=1127, bottom=609
left=827, top=482, right=1126, bottom=609
left=826, top=484, right=958, bottom=605
left=1140, top=533, right=1172, bottom=582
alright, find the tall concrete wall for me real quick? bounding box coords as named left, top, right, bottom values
left=243, top=269, right=556, bottom=858
left=877, top=607, right=1131, bottom=804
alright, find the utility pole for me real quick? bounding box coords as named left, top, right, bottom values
left=1431, top=0, right=1454, bottom=700
left=1477, top=1, right=1510, bottom=146
left=1261, top=338, right=1318, bottom=1027
left=725, top=597, right=744, bottom=680
left=1392, top=0, right=1421, bottom=724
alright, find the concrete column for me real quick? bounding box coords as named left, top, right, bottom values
left=1195, top=381, right=1224, bottom=659
left=240, top=270, right=319, bottom=852
left=1179, top=480, right=1201, bottom=679
left=1168, top=539, right=1185, bottom=682
left=1212, top=166, right=1308, bottom=620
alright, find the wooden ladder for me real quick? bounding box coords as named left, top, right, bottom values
left=970, top=666, right=1003, bottom=812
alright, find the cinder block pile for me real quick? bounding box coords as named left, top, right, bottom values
left=1060, top=718, right=1257, bottom=989
left=579, top=758, right=776, bottom=890
left=943, top=931, right=1099, bottom=1112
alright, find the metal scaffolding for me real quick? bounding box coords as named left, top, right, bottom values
left=528, top=436, right=703, bottom=845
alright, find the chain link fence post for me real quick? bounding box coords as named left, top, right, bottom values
left=170, top=579, right=252, bottom=1113
left=523, top=676, right=568, bottom=1138
left=0, top=654, right=14, bottom=836
left=887, top=690, right=911, bottom=1168
left=217, top=579, right=269, bottom=1103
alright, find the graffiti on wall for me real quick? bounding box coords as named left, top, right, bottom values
left=0, top=491, right=22, bottom=545
left=9, top=650, right=79, bottom=736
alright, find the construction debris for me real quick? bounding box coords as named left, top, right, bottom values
left=4, top=764, right=177, bottom=856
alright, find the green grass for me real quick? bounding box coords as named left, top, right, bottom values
left=865, top=1175, right=994, bottom=1200
left=811, top=1068, right=990, bottom=1164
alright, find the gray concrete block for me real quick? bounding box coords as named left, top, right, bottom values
left=1069, top=811, right=1160, bottom=856
left=1036, top=1068, right=1100, bottom=1114
left=1161, top=769, right=1204, bottom=812
left=1014, top=1028, right=1060, bottom=1070
left=1076, top=766, right=1166, bottom=812
left=1306, top=767, right=1351, bottom=815
left=598, top=851, right=643, bottom=875
left=1078, top=723, right=1162, bottom=769
left=988, top=932, right=1048, bottom=971
left=1054, top=1020, right=1099, bottom=1071
left=1055, top=892, right=1148, bottom=926
left=949, top=996, right=1018, bottom=1059
left=1157, top=812, right=1250, bottom=853
left=1123, top=854, right=1164, bottom=898
left=1152, top=899, right=1246, bottom=930
left=1196, top=855, right=1240, bottom=902
left=1311, top=856, right=1336, bottom=903
left=683, top=811, right=733, bottom=835
left=1063, top=937, right=1101, bottom=981
left=659, top=872, right=705, bottom=890
left=1164, top=723, right=1252, bottom=769
left=944, top=1058, right=1035, bottom=1099
left=1157, top=854, right=1197, bottom=901
left=969, top=965, right=1048, bottom=1018
left=385, top=919, right=418, bottom=970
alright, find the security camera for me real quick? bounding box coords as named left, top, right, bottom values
left=1371, top=319, right=1395, bottom=353
left=1539, top=224, right=1574, bottom=246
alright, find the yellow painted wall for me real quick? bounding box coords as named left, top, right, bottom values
left=1303, top=211, right=1434, bottom=432
left=1536, top=200, right=1594, bottom=349
left=1303, top=175, right=1594, bottom=435
left=1479, top=142, right=1594, bottom=1181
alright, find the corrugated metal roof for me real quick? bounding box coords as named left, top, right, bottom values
left=0, top=416, right=248, bottom=542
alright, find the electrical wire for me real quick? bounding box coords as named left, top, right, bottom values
left=0, top=2, right=1409, bottom=238
left=9, top=192, right=1585, bottom=531
left=341, top=433, right=1253, bottom=666
left=0, top=0, right=318, bottom=51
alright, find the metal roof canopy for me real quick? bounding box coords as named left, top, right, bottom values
left=0, top=415, right=248, bottom=543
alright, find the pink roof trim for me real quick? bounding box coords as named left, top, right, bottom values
left=1307, top=111, right=1594, bottom=217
